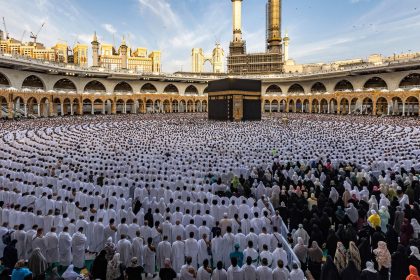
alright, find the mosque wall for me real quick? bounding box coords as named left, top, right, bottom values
left=0, top=65, right=419, bottom=118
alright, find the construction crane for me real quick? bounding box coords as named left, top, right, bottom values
left=2, top=17, right=9, bottom=40
left=30, top=22, right=45, bottom=45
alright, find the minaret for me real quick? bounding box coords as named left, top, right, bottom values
left=120, top=36, right=128, bottom=69
left=229, top=0, right=245, bottom=55
left=91, top=31, right=100, bottom=67
left=212, top=43, right=225, bottom=73
left=267, top=0, right=282, bottom=53
left=283, top=31, right=289, bottom=62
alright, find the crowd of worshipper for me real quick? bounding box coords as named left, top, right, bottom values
left=0, top=113, right=419, bottom=280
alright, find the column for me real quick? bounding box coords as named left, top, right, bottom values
left=7, top=100, right=13, bottom=119
left=124, top=102, right=127, bottom=114
left=60, top=103, right=64, bottom=116
left=402, top=102, right=405, bottom=116
left=70, top=103, right=74, bottom=115
left=372, top=103, right=377, bottom=116
left=318, top=104, right=321, bottom=114
left=387, top=105, right=390, bottom=115
left=24, top=103, right=28, bottom=117
left=327, top=103, right=330, bottom=114
left=37, top=104, right=41, bottom=117
left=348, top=103, right=351, bottom=114
left=170, top=102, right=173, bottom=113
left=102, top=103, right=106, bottom=114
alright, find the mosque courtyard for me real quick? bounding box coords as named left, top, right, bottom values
left=0, top=113, right=419, bottom=280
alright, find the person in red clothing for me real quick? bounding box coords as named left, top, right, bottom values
left=407, top=265, right=420, bottom=280
left=400, top=218, right=414, bottom=246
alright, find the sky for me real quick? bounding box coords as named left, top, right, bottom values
left=1, top=0, right=419, bottom=73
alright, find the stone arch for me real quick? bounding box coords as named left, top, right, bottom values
left=320, top=99, right=328, bottom=113
left=115, top=99, right=125, bottom=114
left=22, top=75, right=45, bottom=90
left=312, top=99, right=319, bottom=113
left=163, top=100, right=171, bottom=113
left=154, top=99, right=162, bottom=113
left=179, top=100, right=186, bottom=112
left=264, top=100, right=271, bottom=113
left=288, top=99, right=295, bottom=112
left=391, top=96, right=403, bottom=115
left=340, top=98, right=349, bottom=114
left=53, top=78, right=77, bottom=92
left=72, top=98, right=81, bottom=115
left=303, top=99, right=310, bottom=113
left=334, top=80, right=354, bottom=92
left=266, top=84, right=282, bottom=95
left=146, top=99, right=154, bottom=113
left=62, top=98, right=72, bottom=115
left=0, top=95, right=8, bottom=118
left=0, top=72, right=11, bottom=87
left=82, top=98, right=93, bottom=115
left=195, top=100, right=202, bottom=112
left=19, top=96, right=30, bottom=117
left=271, top=100, right=279, bottom=112
left=288, top=84, right=304, bottom=94
left=296, top=99, right=303, bottom=112
left=187, top=100, right=194, bottom=112
left=311, top=82, right=327, bottom=94
left=376, top=97, right=388, bottom=115
left=93, top=99, right=104, bottom=115
left=104, top=99, right=113, bottom=114
left=114, top=82, right=133, bottom=93
left=163, top=84, right=179, bottom=95
left=361, top=97, right=373, bottom=115
left=172, top=100, right=179, bottom=113
left=84, top=80, right=106, bottom=93
left=329, top=98, right=338, bottom=114
left=405, top=96, right=419, bottom=116
left=363, top=77, right=388, bottom=90
left=279, top=100, right=286, bottom=112
left=185, top=85, right=199, bottom=95
left=141, top=83, right=157, bottom=94
left=39, top=97, right=50, bottom=117
left=52, top=97, right=62, bottom=116
left=399, top=73, right=420, bottom=89
left=126, top=99, right=135, bottom=113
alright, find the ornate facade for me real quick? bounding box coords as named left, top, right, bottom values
left=0, top=53, right=419, bottom=119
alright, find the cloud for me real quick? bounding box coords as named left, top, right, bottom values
left=102, top=23, right=117, bottom=34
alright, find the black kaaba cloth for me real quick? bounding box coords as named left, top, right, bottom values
left=207, top=78, right=262, bottom=121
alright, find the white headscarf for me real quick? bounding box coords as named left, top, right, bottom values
left=411, top=246, right=420, bottom=260
left=62, top=265, right=80, bottom=280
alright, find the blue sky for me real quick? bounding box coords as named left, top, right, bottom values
left=1, top=0, right=420, bottom=72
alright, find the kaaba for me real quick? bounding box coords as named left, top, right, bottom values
left=207, top=78, right=262, bottom=121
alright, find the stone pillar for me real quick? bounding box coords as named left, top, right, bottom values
left=49, top=99, right=54, bottom=117
left=318, top=104, right=321, bottom=114
left=37, top=104, right=41, bottom=117
left=70, top=103, right=74, bottom=115
left=387, top=105, right=390, bottom=115
left=60, top=103, right=64, bottom=116
left=170, top=102, right=173, bottom=113
left=348, top=103, right=351, bottom=114
left=372, top=102, right=377, bottom=116
left=8, top=100, right=13, bottom=119
left=124, top=102, right=127, bottom=114
left=91, top=103, right=94, bottom=115
left=102, top=103, right=106, bottom=114
left=402, top=102, right=405, bottom=116
left=24, top=103, right=28, bottom=117
left=327, top=103, right=330, bottom=114
left=111, top=101, right=116, bottom=114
